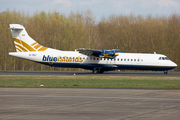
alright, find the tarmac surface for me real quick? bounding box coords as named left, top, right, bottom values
left=0, top=88, right=180, bottom=120
left=0, top=71, right=180, bottom=77
left=0, top=71, right=180, bottom=119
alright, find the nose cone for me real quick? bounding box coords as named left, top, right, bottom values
left=171, top=61, right=177, bottom=68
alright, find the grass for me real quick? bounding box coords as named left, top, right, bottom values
left=0, top=75, right=180, bottom=89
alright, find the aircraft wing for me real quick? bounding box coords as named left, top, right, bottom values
left=76, top=48, right=102, bottom=56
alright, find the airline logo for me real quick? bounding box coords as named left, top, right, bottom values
left=42, top=55, right=83, bottom=62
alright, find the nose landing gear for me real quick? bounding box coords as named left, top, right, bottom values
left=163, top=70, right=168, bottom=74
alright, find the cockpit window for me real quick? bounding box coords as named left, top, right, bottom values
left=165, top=57, right=169, bottom=60
left=159, top=57, right=169, bottom=60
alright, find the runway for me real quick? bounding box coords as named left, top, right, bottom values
left=0, top=71, right=180, bottom=77
left=0, top=88, right=180, bottom=120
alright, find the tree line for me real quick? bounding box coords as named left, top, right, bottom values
left=0, top=9, right=179, bottom=71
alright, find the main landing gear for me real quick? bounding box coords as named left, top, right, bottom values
left=163, top=70, right=168, bottom=74
left=92, top=68, right=104, bottom=74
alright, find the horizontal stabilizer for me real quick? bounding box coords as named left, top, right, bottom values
left=9, top=24, right=24, bottom=30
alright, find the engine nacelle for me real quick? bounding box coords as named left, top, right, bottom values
left=93, top=49, right=122, bottom=58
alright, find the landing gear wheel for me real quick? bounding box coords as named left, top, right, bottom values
left=93, top=69, right=99, bottom=74
left=92, top=68, right=103, bottom=74
left=98, top=69, right=104, bottom=74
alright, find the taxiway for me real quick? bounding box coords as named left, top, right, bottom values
left=0, top=88, right=180, bottom=120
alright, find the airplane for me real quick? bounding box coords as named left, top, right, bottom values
left=8, top=24, right=177, bottom=74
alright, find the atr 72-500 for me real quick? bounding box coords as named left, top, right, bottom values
left=9, top=24, right=177, bottom=74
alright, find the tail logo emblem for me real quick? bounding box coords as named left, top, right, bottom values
left=14, top=38, right=47, bottom=52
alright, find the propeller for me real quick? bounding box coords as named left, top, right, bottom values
left=113, top=42, right=119, bottom=58
left=124, top=43, right=128, bottom=53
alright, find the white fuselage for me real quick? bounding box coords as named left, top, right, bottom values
left=9, top=48, right=177, bottom=71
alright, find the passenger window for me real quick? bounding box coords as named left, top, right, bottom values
left=124, top=59, right=126, bottom=61
left=138, top=59, right=139, bottom=61
left=97, top=58, right=99, bottom=60
left=94, top=58, right=95, bottom=60
left=131, top=59, right=133, bottom=61
left=90, top=57, right=92, bottom=60
left=134, top=59, right=136, bottom=61
left=127, top=59, right=129, bottom=61
left=118, top=59, right=119, bottom=61
left=121, top=59, right=123, bottom=61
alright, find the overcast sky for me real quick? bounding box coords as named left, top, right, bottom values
left=1, top=0, right=180, bottom=21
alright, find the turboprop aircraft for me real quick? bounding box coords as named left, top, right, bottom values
left=8, top=24, right=177, bottom=74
